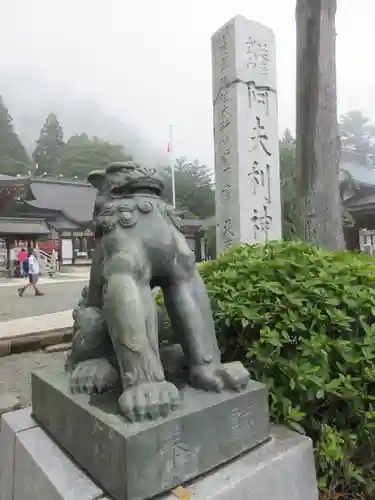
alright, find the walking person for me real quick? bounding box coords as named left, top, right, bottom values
left=18, top=249, right=44, bottom=297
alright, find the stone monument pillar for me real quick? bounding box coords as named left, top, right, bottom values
left=212, top=15, right=282, bottom=252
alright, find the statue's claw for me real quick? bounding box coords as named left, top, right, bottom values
left=190, top=361, right=250, bottom=393
left=70, top=358, right=118, bottom=394
left=118, top=381, right=180, bottom=422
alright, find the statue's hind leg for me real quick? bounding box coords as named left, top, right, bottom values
left=163, top=237, right=249, bottom=392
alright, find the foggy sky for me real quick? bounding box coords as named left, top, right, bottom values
left=0, top=0, right=373, bottom=168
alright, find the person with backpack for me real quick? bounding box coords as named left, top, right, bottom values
left=22, top=252, right=29, bottom=277
left=18, top=249, right=44, bottom=297
left=18, top=248, right=28, bottom=278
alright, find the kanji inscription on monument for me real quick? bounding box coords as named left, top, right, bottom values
left=212, top=15, right=282, bottom=250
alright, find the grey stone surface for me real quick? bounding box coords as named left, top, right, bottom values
left=0, top=351, right=66, bottom=407
left=0, top=406, right=37, bottom=433
left=0, top=408, right=104, bottom=500
left=1, top=410, right=318, bottom=500
left=0, top=392, right=21, bottom=415
left=31, top=364, right=269, bottom=500
left=0, top=408, right=38, bottom=500
left=14, top=426, right=104, bottom=500
left=212, top=15, right=282, bottom=251
left=163, top=426, right=318, bottom=500
left=44, top=342, right=71, bottom=353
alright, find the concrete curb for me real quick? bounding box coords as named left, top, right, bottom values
left=0, top=310, right=73, bottom=357
left=0, top=327, right=73, bottom=357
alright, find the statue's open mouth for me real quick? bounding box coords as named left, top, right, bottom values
left=110, top=178, right=163, bottom=196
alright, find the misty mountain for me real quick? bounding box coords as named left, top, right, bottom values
left=0, top=67, right=166, bottom=168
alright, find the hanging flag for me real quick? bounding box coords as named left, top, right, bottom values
left=168, top=125, right=176, bottom=209
left=167, top=125, right=172, bottom=153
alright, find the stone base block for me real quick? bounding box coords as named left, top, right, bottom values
left=0, top=408, right=318, bottom=500
left=31, top=364, right=270, bottom=500
left=0, top=408, right=105, bottom=500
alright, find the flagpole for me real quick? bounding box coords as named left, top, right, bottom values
left=169, top=125, right=176, bottom=209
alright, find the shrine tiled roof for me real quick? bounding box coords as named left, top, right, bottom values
left=341, top=161, right=375, bottom=187
left=24, top=178, right=96, bottom=225
left=0, top=217, right=50, bottom=236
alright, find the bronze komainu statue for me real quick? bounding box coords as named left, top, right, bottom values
left=66, top=161, right=249, bottom=422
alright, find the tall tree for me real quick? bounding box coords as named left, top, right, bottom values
left=295, top=0, right=345, bottom=249
left=339, top=110, right=375, bottom=157
left=161, top=157, right=215, bottom=219
left=0, top=95, right=30, bottom=175
left=33, top=113, right=64, bottom=174
left=280, top=128, right=295, bottom=149
left=60, top=134, right=132, bottom=179
left=280, top=135, right=357, bottom=238
left=280, top=137, right=297, bottom=240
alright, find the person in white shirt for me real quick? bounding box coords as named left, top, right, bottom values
left=18, top=249, right=44, bottom=297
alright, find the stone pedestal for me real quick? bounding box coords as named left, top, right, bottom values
left=0, top=408, right=318, bottom=500
left=31, top=365, right=270, bottom=500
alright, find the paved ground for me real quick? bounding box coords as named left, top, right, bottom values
left=0, top=280, right=87, bottom=321
left=0, top=272, right=89, bottom=287
left=0, top=351, right=65, bottom=407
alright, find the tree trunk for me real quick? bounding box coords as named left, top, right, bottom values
left=295, top=0, right=345, bottom=249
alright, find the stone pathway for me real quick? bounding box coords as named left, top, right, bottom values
left=0, top=310, right=73, bottom=411
left=0, top=274, right=88, bottom=288
left=0, top=281, right=86, bottom=321
left=0, top=351, right=65, bottom=407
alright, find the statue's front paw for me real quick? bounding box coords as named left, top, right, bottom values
left=118, top=381, right=180, bottom=422
left=190, top=361, right=249, bottom=393
left=70, top=358, right=118, bottom=394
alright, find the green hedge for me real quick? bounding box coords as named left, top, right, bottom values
left=157, top=241, right=375, bottom=498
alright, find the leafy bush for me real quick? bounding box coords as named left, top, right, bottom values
left=157, top=241, right=375, bottom=498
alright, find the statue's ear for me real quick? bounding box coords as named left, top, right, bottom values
left=87, top=170, right=106, bottom=191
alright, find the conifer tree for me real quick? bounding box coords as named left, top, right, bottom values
left=0, top=95, right=30, bottom=175
left=33, top=113, right=64, bottom=174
